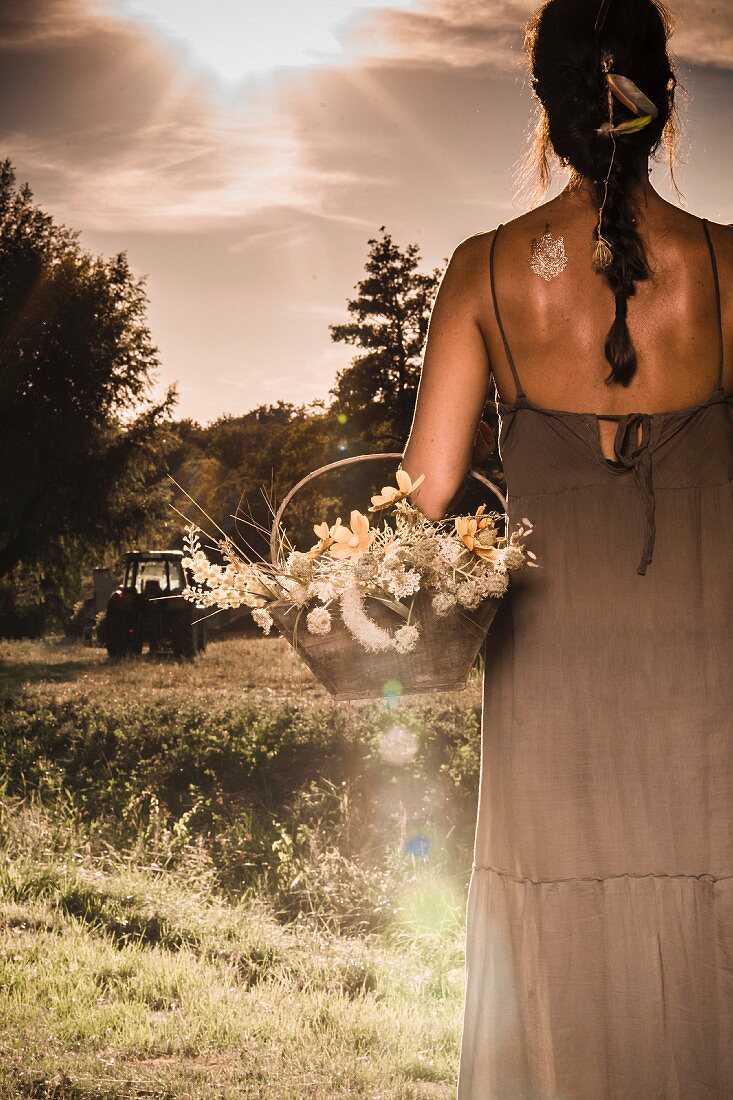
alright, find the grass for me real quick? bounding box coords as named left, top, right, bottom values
left=0, top=637, right=482, bottom=1098
left=0, top=635, right=333, bottom=706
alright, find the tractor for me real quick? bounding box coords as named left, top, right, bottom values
left=102, top=550, right=207, bottom=659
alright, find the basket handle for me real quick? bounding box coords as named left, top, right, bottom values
left=269, top=453, right=507, bottom=567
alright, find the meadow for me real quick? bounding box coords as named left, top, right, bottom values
left=0, top=636, right=484, bottom=1098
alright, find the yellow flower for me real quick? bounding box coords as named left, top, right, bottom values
left=329, top=510, right=375, bottom=559
left=369, top=468, right=425, bottom=512
left=455, top=505, right=499, bottom=561
left=473, top=503, right=495, bottom=531
left=455, top=514, right=479, bottom=550
left=305, top=520, right=334, bottom=559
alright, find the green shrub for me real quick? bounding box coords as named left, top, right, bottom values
left=0, top=695, right=480, bottom=932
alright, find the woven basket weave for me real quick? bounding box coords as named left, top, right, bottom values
left=267, top=453, right=508, bottom=701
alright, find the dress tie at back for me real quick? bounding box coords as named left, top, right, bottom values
left=611, top=413, right=655, bottom=575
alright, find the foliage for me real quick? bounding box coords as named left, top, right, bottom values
left=0, top=159, right=176, bottom=634
left=0, top=807, right=465, bottom=1097
left=0, top=689, right=480, bottom=932
left=160, top=227, right=504, bottom=573
left=329, top=227, right=442, bottom=449
left=0, top=638, right=476, bottom=1095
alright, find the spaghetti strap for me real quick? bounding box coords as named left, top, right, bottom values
left=489, top=223, right=526, bottom=400
left=702, top=217, right=724, bottom=390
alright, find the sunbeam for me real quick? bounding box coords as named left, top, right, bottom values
left=107, top=0, right=421, bottom=90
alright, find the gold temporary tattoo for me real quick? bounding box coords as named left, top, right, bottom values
left=530, top=223, right=568, bottom=281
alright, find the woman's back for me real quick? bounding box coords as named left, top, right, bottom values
left=472, top=187, right=733, bottom=459
left=454, top=193, right=733, bottom=1097
left=395, top=1, right=733, bottom=1095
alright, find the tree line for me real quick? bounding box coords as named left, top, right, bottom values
left=0, top=161, right=500, bottom=636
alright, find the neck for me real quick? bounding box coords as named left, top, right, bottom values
left=562, top=164, right=658, bottom=210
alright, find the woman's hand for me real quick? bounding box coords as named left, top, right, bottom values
left=471, top=420, right=495, bottom=465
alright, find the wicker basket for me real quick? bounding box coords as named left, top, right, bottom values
left=267, top=453, right=508, bottom=701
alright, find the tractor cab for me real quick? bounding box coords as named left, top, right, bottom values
left=103, top=550, right=206, bottom=659
left=124, top=552, right=187, bottom=600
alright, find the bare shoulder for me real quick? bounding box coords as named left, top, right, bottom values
left=704, top=217, right=733, bottom=270
left=450, top=203, right=567, bottom=268
left=435, top=229, right=498, bottom=315
left=709, top=220, right=733, bottom=319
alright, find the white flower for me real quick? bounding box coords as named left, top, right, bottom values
left=215, top=586, right=243, bottom=609
left=306, top=606, right=332, bottom=636
left=307, top=577, right=337, bottom=602
left=378, top=560, right=422, bottom=600
left=394, top=623, right=420, bottom=654
left=501, top=544, right=526, bottom=571
left=431, top=592, right=457, bottom=617
left=286, top=551, right=314, bottom=583
left=340, top=583, right=394, bottom=652
left=280, top=576, right=310, bottom=606
left=436, top=536, right=463, bottom=565
left=456, top=579, right=484, bottom=610
left=483, top=570, right=509, bottom=598
left=252, top=607, right=274, bottom=635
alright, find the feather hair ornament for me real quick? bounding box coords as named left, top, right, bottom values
left=590, top=0, right=659, bottom=272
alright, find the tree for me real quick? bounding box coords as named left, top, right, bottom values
left=329, top=227, right=442, bottom=448
left=0, top=159, right=176, bottom=634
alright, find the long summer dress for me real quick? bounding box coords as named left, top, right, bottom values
left=456, top=218, right=733, bottom=1100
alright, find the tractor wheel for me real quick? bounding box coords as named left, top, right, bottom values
left=172, top=616, right=196, bottom=660
left=105, top=614, right=130, bottom=659
left=193, top=621, right=208, bottom=655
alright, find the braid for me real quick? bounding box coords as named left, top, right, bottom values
left=523, top=0, right=680, bottom=388
left=592, top=151, right=650, bottom=386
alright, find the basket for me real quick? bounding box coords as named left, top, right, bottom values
left=267, top=453, right=508, bottom=701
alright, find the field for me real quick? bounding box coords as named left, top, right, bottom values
left=0, top=636, right=483, bottom=1098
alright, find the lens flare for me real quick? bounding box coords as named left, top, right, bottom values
left=382, top=678, right=403, bottom=701
left=378, top=723, right=417, bottom=765
left=396, top=874, right=462, bottom=936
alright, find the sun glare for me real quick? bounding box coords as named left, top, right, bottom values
left=108, top=0, right=419, bottom=87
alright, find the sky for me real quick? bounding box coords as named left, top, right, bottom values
left=1, top=0, right=732, bottom=424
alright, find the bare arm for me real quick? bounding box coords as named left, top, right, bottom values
left=400, top=233, right=493, bottom=520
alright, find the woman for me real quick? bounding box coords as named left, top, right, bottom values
left=401, top=0, right=732, bottom=1096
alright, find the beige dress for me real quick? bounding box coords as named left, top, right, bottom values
left=457, top=219, right=733, bottom=1099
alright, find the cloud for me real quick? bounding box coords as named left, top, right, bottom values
left=340, top=0, right=733, bottom=73
left=0, top=0, right=378, bottom=232
left=0, top=0, right=730, bottom=240
left=0, top=0, right=100, bottom=47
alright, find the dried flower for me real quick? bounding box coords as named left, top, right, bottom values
left=432, top=592, right=457, bottom=617
left=394, top=623, right=420, bottom=653
left=456, top=578, right=485, bottom=610
left=351, top=553, right=380, bottom=586
left=340, top=583, right=394, bottom=652
left=482, top=571, right=509, bottom=598
left=378, top=552, right=422, bottom=600
left=286, top=551, right=315, bottom=583
left=500, top=544, right=526, bottom=571
left=178, top=474, right=536, bottom=657
left=306, top=606, right=332, bottom=635
left=329, top=510, right=375, bottom=559
left=280, top=576, right=310, bottom=606
left=369, top=468, right=426, bottom=512
left=306, top=521, right=335, bottom=559
left=307, top=577, right=337, bottom=602
left=252, top=607, right=274, bottom=635
left=455, top=506, right=501, bottom=561
left=436, top=536, right=463, bottom=565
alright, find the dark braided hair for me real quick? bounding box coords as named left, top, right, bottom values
left=522, top=0, right=680, bottom=386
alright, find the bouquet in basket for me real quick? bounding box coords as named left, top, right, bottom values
left=178, top=460, right=536, bottom=698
